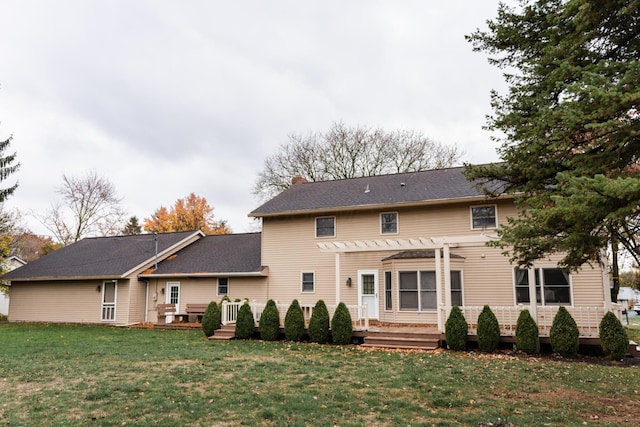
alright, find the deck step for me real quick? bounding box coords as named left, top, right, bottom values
left=209, top=325, right=235, bottom=340
left=362, top=329, right=441, bottom=350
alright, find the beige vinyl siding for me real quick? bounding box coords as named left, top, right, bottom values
left=125, top=277, right=148, bottom=324
left=260, top=198, right=607, bottom=327
left=145, top=277, right=268, bottom=322
left=262, top=216, right=337, bottom=306
left=9, top=281, right=105, bottom=323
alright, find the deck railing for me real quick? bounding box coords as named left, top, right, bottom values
left=222, top=300, right=369, bottom=331
left=440, top=304, right=624, bottom=338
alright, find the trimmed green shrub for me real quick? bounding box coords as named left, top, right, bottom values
left=515, top=309, right=539, bottom=354
left=201, top=301, right=220, bottom=337
left=235, top=301, right=255, bottom=340
left=220, top=295, right=231, bottom=306
left=308, top=300, right=330, bottom=344
left=331, top=302, right=353, bottom=345
left=259, top=299, right=281, bottom=341
left=599, top=311, right=628, bottom=360
left=477, top=305, right=500, bottom=353
left=444, top=306, right=468, bottom=351
left=284, top=299, right=305, bottom=342
left=549, top=306, right=579, bottom=357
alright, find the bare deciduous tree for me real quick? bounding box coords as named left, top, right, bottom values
left=253, top=122, right=462, bottom=200
left=39, top=171, right=127, bottom=245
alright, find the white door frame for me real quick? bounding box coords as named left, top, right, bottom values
left=358, top=270, right=379, bottom=320
left=101, top=280, right=117, bottom=322
left=165, top=282, right=181, bottom=323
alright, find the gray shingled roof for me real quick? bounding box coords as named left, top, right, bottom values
left=250, top=166, right=500, bottom=217
left=144, top=233, right=263, bottom=276
left=2, top=231, right=200, bottom=281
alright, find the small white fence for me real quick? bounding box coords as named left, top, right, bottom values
left=441, top=304, right=624, bottom=338
left=221, top=300, right=369, bottom=331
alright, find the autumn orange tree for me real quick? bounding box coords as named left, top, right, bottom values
left=143, top=193, right=231, bottom=234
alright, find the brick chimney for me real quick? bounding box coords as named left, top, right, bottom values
left=291, top=175, right=308, bottom=185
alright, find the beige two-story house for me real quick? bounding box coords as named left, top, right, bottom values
left=3, top=166, right=616, bottom=336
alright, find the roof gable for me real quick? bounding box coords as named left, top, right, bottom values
left=250, top=166, right=503, bottom=217
left=2, top=231, right=202, bottom=281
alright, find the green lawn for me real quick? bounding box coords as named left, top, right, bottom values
left=0, top=323, right=638, bottom=426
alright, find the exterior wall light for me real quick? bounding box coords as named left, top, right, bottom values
left=346, top=277, right=352, bottom=287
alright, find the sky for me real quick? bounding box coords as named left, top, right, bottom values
left=0, top=0, right=507, bottom=237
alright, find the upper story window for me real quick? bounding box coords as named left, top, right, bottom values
left=316, top=216, right=335, bottom=237
left=380, top=212, right=398, bottom=234
left=471, top=205, right=497, bottom=229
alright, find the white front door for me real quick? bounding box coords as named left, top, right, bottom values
left=165, top=282, right=180, bottom=323
left=358, top=270, right=379, bottom=319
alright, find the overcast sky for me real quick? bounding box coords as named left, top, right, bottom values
left=0, top=0, right=507, bottom=237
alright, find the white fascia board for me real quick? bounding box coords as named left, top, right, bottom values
left=121, top=231, right=205, bottom=278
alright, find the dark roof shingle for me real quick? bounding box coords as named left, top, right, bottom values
left=147, top=233, right=263, bottom=275
left=250, top=166, right=497, bottom=216
left=3, top=231, right=200, bottom=280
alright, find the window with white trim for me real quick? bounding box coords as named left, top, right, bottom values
left=380, top=212, right=398, bottom=234
left=451, top=271, right=463, bottom=306
left=301, top=272, right=315, bottom=292
left=217, top=278, right=228, bottom=296
left=315, top=217, right=335, bottom=237
left=515, top=268, right=571, bottom=305
left=384, top=271, right=392, bottom=310
left=399, top=271, right=437, bottom=311
left=471, top=205, right=497, bottom=229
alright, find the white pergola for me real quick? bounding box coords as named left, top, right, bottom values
left=317, top=234, right=507, bottom=330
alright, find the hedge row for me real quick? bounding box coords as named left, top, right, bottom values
left=216, top=299, right=354, bottom=345
left=445, top=305, right=628, bottom=358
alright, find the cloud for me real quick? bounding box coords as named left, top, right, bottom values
left=0, top=0, right=505, bottom=237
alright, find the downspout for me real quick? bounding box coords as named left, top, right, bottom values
left=144, top=280, right=149, bottom=323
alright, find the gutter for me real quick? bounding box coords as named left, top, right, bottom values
left=139, top=268, right=269, bottom=279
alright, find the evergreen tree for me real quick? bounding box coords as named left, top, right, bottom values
left=477, top=305, right=500, bottom=353
left=550, top=306, right=580, bottom=357
left=308, top=300, right=330, bottom=344
left=235, top=302, right=255, bottom=340
left=465, top=1, right=640, bottom=272
left=284, top=299, right=305, bottom=342
left=259, top=299, right=280, bottom=341
left=121, top=216, right=142, bottom=235
left=201, top=301, right=220, bottom=337
left=515, top=309, right=540, bottom=355
left=330, top=302, right=353, bottom=345
left=0, top=135, right=19, bottom=203
left=445, top=306, right=468, bottom=351
left=599, top=311, right=629, bottom=360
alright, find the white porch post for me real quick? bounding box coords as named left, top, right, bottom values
left=435, top=247, right=443, bottom=331
left=527, top=268, right=537, bottom=319
left=443, top=244, right=452, bottom=309
left=335, top=253, right=341, bottom=304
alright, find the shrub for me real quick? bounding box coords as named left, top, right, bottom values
left=444, top=306, right=468, bottom=351
left=331, top=302, right=353, bottom=345
left=259, top=299, right=281, bottom=341
left=235, top=301, right=255, bottom=340
left=477, top=305, right=500, bottom=353
left=599, top=311, right=628, bottom=360
left=549, top=306, right=579, bottom=357
left=515, top=309, right=539, bottom=354
left=284, top=299, right=305, bottom=342
left=201, top=301, right=220, bottom=337
left=308, top=300, right=330, bottom=344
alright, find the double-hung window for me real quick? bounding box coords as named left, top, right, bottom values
left=315, top=217, right=335, bottom=237
left=380, top=212, right=398, bottom=234
left=302, top=272, right=315, bottom=292
left=399, top=271, right=437, bottom=310
left=471, top=205, right=497, bottom=229
left=217, top=278, right=228, bottom=296
left=515, top=268, right=571, bottom=305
